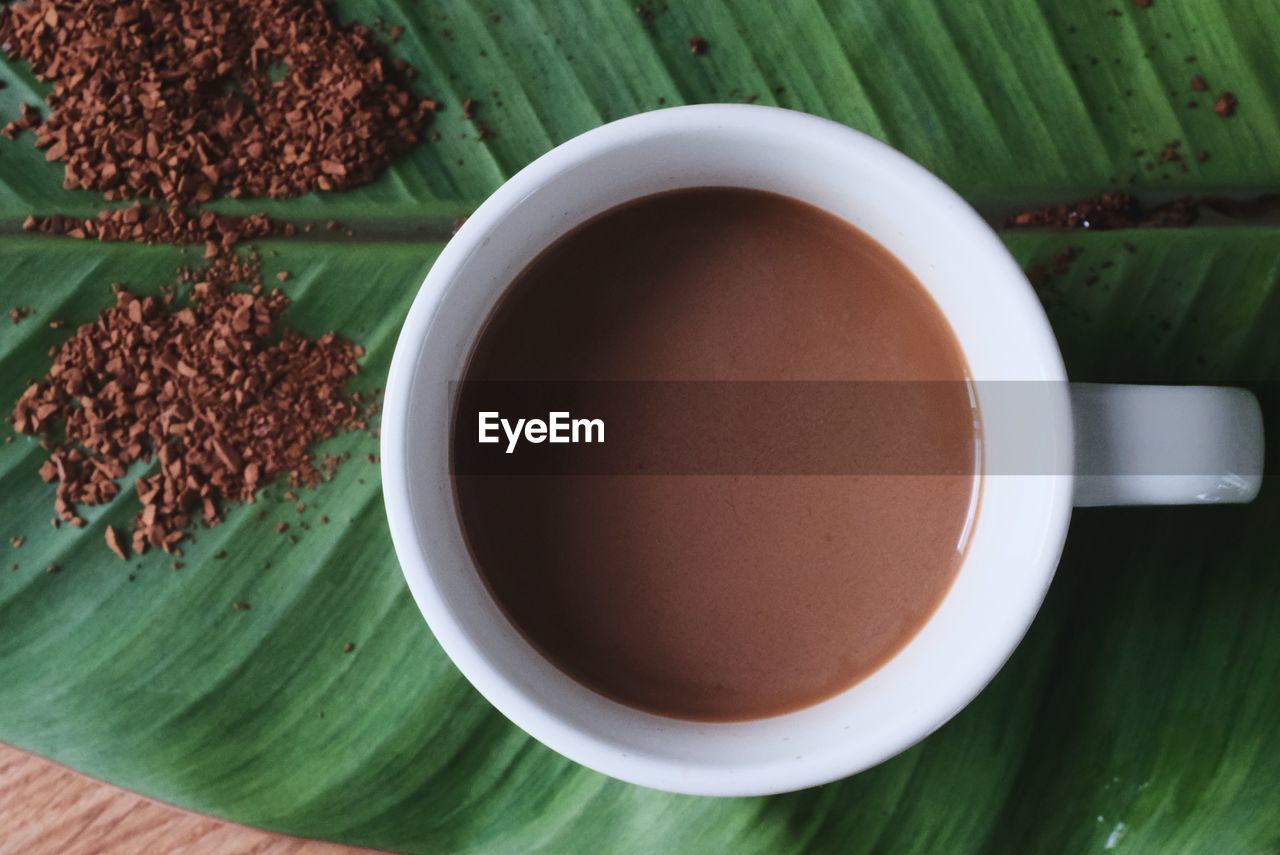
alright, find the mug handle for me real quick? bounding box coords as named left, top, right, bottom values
left=1070, top=384, right=1265, bottom=506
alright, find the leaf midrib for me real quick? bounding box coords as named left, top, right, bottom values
left=1, top=184, right=1279, bottom=249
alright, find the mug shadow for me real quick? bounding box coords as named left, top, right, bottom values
left=752, top=383, right=1280, bottom=850
left=353, top=391, right=1280, bottom=852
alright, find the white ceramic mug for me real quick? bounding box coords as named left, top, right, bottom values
left=381, top=105, right=1264, bottom=797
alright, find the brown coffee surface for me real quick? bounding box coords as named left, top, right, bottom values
left=454, top=188, right=979, bottom=721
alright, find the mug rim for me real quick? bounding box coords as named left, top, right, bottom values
left=382, top=104, right=1074, bottom=795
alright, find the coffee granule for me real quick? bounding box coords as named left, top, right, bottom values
left=1159, top=140, right=1183, bottom=163
left=12, top=259, right=367, bottom=557
left=0, top=0, right=436, bottom=204
left=1213, top=92, right=1238, bottom=117
left=9, top=307, right=33, bottom=325
left=689, top=36, right=708, bottom=55
left=460, top=99, right=494, bottom=142
left=1190, top=75, right=1207, bottom=92
left=105, top=526, right=128, bottom=560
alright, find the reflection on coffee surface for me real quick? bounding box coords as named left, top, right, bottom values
left=453, top=188, right=980, bottom=721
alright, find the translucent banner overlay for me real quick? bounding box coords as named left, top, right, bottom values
left=448, top=381, right=1266, bottom=477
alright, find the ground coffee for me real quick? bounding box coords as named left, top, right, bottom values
left=0, top=0, right=435, bottom=204
left=12, top=257, right=368, bottom=558
left=24, top=205, right=293, bottom=249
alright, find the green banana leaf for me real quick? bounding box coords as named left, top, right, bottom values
left=2, top=0, right=1280, bottom=852
left=2, top=0, right=1279, bottom=219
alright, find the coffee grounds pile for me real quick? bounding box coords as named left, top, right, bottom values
left=24, top=204, right=294, bottom=249
left=0, top=0, right=435, bottom=204
left=11, top=262, right=367, bottom=557
left=1004, top=192, right=1199, bottom=230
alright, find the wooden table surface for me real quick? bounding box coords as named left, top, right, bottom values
left=0, top=744, right=378, bottom=855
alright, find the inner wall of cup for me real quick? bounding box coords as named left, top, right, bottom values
left=405, top=115, right=1071, bottom=780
